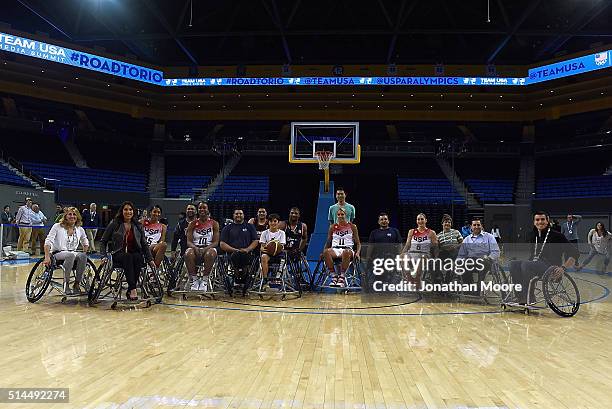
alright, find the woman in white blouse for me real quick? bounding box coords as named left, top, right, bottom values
left=44, top=207, right=89, bottom=294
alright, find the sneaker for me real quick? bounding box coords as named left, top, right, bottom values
left=329, top=275, right=339, bottom=287
left=190, top=278, right=199, bottom=291
left=337, top=275, right=346, bottom=288
left=199, top=278, right=209, bottom=292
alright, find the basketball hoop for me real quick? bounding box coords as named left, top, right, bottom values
left=315, top=151, right=334, bottom=170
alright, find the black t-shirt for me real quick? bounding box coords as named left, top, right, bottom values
left=368, top=228, right=402, bottom=244
left=220, top=222, right=258, bottom=250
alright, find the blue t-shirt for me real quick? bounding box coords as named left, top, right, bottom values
left=220, top=222, right=258, bottom=250
left=368, top=228, right=402, bottom=244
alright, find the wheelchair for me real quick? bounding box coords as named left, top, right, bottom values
left=219, top=252, right=259, bottom=297
left=87, top=253, right=164, bottom=309
left=501, top=265, right=580, bottom=317
left=155, top=255, right=173, bottom=292
left=249, top=251, right=302, bottom=300
left=286, top=251, right=313, bottom=292
left=312, top=249, right=363, bottom=293
left=26, top=252, right=97, bottom=303
left=169, top=253, right=224, bottom=299
left=438, top=260, right=508, bottom=305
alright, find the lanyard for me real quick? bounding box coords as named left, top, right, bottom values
left=534, top=228, right=550, bottom=261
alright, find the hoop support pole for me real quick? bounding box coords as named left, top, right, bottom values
left=324, top=168, right=330, bottom=193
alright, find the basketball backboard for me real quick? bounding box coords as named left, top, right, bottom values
left=289, top=122, right=360, bottom=164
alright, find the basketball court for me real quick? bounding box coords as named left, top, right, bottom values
left=1, top=1, right=612, bottom=408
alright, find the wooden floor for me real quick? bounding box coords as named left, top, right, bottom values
left=1, top=260, right=611, bottom=409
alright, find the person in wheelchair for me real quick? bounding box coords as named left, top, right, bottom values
left=185, top=202, right=220, bottom=291
left=100, top=201, right=156, bottom=301
left=142, top=205, right=168, bottom=268
left=170, top=203, right=197, bottom=260
left=220, top=208, right=259, bottom=280
left=280, top=207, right=308, bottom=261
left=259, top=214, right=286, bottom=282
left=509, top=211, right=578, bottom=305
left=322, top=208, right=361, bottom=288
left=43, top=207, right=89, bottom=295
left=400, top=213, right=439, bottom=284
left=456, top=218, right=499, bottom=290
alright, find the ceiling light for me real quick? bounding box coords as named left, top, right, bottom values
left=500, top=140, right=504, bottom=143
left=435, top=138, right=441, bottom=141
left=352, top=94, right=355, bottom=97
left=499, top=95, right=503, bottom=98
left=469, top=94, right=473, bottom=98
left=403, top=105, right=407, bottom=108
left=410, top=94, right=414, bottom=97
left=550, top=90, right=554, bottom=93
left=266, top=94, right=269, bottom=97
left=484, top=105, right=487, bottom=108
left=298, top=105, right=302, bottom=108
left=238, top=137, right=244, bottom=140
left=568, top=98, right=572, bottom=101
left=407, top=140, right=413, bottom=143
left=107, top=84, right=111, bottom=87
left=197, top=105, right=201, bottom=108
left=381, top=94, right=384, bottom=97
left=606, top=130, right=611, bottom=134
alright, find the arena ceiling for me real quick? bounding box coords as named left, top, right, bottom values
left=3, top=0, right=612, bottom=66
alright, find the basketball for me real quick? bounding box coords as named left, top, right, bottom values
left=264, top=240, right=282, bottom=256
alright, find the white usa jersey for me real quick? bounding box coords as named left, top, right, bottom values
left=193, top=219, right=215, bottom=247
left=332, top=223, right=354, bottom=248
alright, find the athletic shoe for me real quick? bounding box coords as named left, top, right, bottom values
left=199, top=278, right=208, bottom=292
left=190, top=278, right=199, bottom=291
left=337, top=275, right=346, bottom=288
left=329, top=275, right=339, bottom=287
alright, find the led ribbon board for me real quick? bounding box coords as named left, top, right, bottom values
left=528, top=51, right=611, bottom=84
left=0, top=32, right=164, bottom=85
left=165, top=76, right=527, bottom=87
left=0, top=32, right=610, bottom=88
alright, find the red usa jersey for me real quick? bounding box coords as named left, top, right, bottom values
left=193, top=219, right=215, bottom=247
left=143, top=220, right=163, bottom=245
left=332, top=223, right=354, bottom=248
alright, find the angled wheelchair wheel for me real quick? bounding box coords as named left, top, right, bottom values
left=78, top=259, right=98, bottom=294
left=26, top=258, right=53, bottom=303
left=141, top=266, right=164, bottom=303
left=482, top=265, right=504, bottom=305
left=542, top=268, right=580, bottom=317
left=88, top=262, right=116, bottom=306
left=158, top=256, right=172, bottom=291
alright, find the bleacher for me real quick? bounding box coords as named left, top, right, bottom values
left=0, top=162, right=31, bottom=187
left=465, top=179, right=515, bottom=203
left=22, top=162, right=146, bottom=192
left=210, top=176, right=270, bottom=202
left=166, top=175, right=211, bottom=198
left=536, top=175, right=612, bottom=199
left=398, top=177, right=464, bottom=205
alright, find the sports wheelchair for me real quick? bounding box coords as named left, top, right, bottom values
left=26, top=252, right=97, bottom=303
left=169, top=253, right=224, bottom=299
left=312, top=250, right=363, bottom=293
left=249, top=251, right=302, bottom=300
left=501, top=265, right=580, bottom=317
left=218, top=252, right=260, bottom=297
left=87, top=252, right=163, bottom=309
left=429, top=259, right=508, bottom=305
left=286, top=251, right=313, bottom=292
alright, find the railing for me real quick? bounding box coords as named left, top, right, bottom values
left=1, top=155, right=49, bottom=189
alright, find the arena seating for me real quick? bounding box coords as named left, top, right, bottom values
left=0, top=131, right=72, bottom=165
left=22, top=162, right=146, bottom=192
left=0, top=162, right=32, bottom=187
left=465, top=179, right=515, bottom=203
left=536, top=175, right=612, bottom=199
left=166, top=175, right=211, bottom=198
left=210, top=176, right=270, bottom=202
left=397, top=177, right=464, bottom=205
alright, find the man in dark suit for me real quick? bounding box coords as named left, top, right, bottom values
left=82, top=202, right=101, bottom=253
left=2, top=205, right=13, bottom=245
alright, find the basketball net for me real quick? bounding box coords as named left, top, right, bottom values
left=315, top=151, right=334, bottom=170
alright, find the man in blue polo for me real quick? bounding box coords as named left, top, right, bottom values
left=457, top=218, right=500, bottom=288
left=220, top=208, right=259, bottom=272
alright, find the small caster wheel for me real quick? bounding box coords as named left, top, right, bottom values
left=501, top=304, right=506, bottom=310
left=258, top=294, right=263, bottom=300
left=61, top=297, right=67, bottom=303
left=182, top=294, right=187, bottom=301
left=524, top=308, right=530, bottom=315
left=146, top=300, right=152, bottom=308
left=111, top=302, right=117, bottom=310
